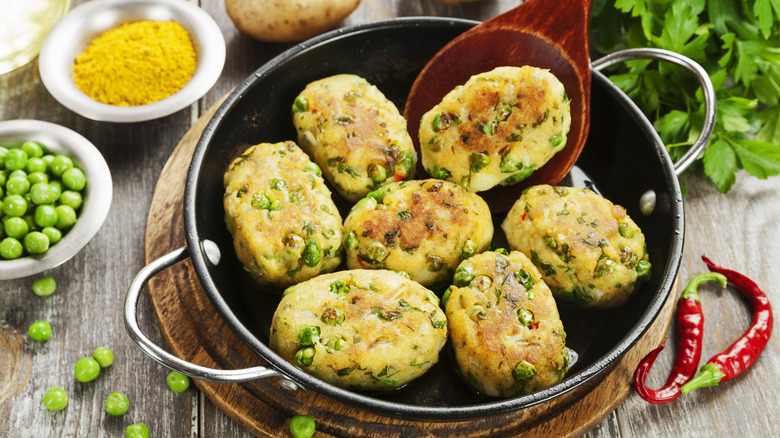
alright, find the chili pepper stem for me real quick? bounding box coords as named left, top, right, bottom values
left=681, top=272, right=726, bottom=301
left=681, top=363, right=727, bottom=395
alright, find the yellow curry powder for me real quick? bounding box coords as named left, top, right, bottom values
left=73, top=21, right=197, bottom=106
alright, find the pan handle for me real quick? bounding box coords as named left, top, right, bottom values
left=124, top=245, right=302, bottom=390
left=591, top=48, right=717, bottom=176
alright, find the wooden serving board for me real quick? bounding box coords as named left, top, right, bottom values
left=144, top=100, right=677, bottom=437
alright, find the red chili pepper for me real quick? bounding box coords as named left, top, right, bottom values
left=680, top=255, right=774, bottom=395
left=633, top=272, right=726, bottom=403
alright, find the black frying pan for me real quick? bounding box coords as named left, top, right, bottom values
left=126, top=17, right=715, bottom=421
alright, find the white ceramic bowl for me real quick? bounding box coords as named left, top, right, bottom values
left=38, top=0, right=226, bottom=123
left=0, top=119, right=112, bottom=279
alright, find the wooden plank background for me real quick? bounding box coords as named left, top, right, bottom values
left=1, top=0, right=779, bottom=437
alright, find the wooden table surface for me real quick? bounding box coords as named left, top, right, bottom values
left=1, top=1, right=778, bottom=437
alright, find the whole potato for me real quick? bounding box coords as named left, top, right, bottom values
left=225, top=0, right=362, bottom=42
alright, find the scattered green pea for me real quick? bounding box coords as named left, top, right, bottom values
left=0, top=237, right=23, bottom=259
left=104, top=391, right=129, bottom=416
left=125, top=423, right=150, bottom=438
left=32, top=276, right=57, bottom=296
left=43, top=387, right=68, bottom=411
left=28, top=320, right=52, bottom=342
left=74, top=357, right=101, bottom=382
left=289, top=415, right=316, bottom=438
left=166, top=371, right=190, bottom=393
left=93, top=346, right=114, bottom=367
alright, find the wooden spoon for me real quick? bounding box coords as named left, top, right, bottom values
left=405, top=0, right=592, bottom=212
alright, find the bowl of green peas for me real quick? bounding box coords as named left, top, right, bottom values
left=0, top=119, right=112, bottom=279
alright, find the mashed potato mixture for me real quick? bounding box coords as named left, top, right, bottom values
left=502, top=185, right=651, bottom=308
left=270, top=269, right=448, bottom=391
left=292, top=74, right=417, bottom=203
left=419, top=66, right=570, bottom=192
left=445, top=251, right=568, bottom=397
left=342, top=179, right=493, bottom=287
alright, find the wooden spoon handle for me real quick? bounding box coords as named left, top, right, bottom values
left=485, top=0, right=593, bottom=60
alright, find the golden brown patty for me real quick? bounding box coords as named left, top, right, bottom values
left=269, top=269, right=448, bottom=391
left=292, top=74, right=417, bottom=203
left=342, top=179, right=493, bottom=287
left=445, top=250, right=568, bottom=397
left=502, top=185, right=651, bottom=308
left=223, top=141, right=343, bottom=287
left=419, top=66, right=571, bottom=192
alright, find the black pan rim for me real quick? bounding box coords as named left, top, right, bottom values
left=183, top=17, right=684, bottom=420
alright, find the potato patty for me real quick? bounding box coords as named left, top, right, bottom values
left=502, top=185, right=651, bottom=308
left=223, top=141, right=343, bottom=287
left=445, top=251, right=568, bottom=397
left=269, top=269, right=448, bottom=391
left=342, top=179, right=493, bottom=287
left=419, top=66, right=570, bottom=192
left=292, top=74, right=417, bottom=203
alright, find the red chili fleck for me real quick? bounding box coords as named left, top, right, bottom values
left=633, top=272, right=724, bottom=403
left=393, top=173, right=408, bottom=181
left=530, top=322, right=539, bottom=330
left=680, top=255, right=773, bottom=395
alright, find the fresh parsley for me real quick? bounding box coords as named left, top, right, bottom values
left=590, top=0, right=780, bottom=192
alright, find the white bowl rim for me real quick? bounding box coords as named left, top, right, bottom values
left=38, top=0, right=226, bottom=123
left=0, top=119, right=113, bottom=279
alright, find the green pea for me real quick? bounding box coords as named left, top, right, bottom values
left=320, top=307, right=345, bottom=326
left=166, top=371, right=190, bottom=393
left=297, top=325, right=320, bottom=346
left=43, top=387, right=68, bottom=411
left=74, top=357, right=101, bottom=382
left=517, top=308, right=535, bottom=328
left=21, top=141, right=44, bottom=158
left=427, top=254, right=443, bottom=271
left=469, top=304, right=487, bottom=321
left=61, top=167, right=86, bottom=191
left=5, top=216, right=29, bottom=239
left=42, top=227, right=62, bottom=245
left=516, top=269, right=535, bottom=290
left=471, top=275, right=492, bottom=291
left=0, top=237, right=23, bottom=259
left=0, top=169, right=7, bottom=186
left=27, top=171, right=48, bottom=185
left=270, top=178, right=287, bottom=191
left=365, top=242, right=387, bottom=262
left=302, top=162, right=321, bottom=177
left=344, top=230, right=358, bottom=250
left=22, top=213, right=38, bottom=232
left=125, top=423, right=150, bottom=438
left=29, top=320, right=52, bottom=342
left=636, top=260, right=652, bottom=282
left=104, top=391, right=129, bottom=416
left=295, top=347, right=316, bottom=367
left=251, top=191, right=270, bottom=209
left=494, top=247, right=509, bottom=255
left=512, top=360, right=537, bottom=384
left=24, top=231, right=49, bottom=254
left=3, top=194, right=27, bottom=217
left=367, top=163, right=387, bottom=184
left=292, top=95, right=309, bottom=113
left=4, top=148, right=28, bottom=171
left=0, top=146, right=7, bottom=163
left=49, top=155, right=73, bottom=177
left=34, top=205, right=58, bottom=228
left=289, top=415, right=316, bottom=438
left=325, top=335, right=347, bottom=352
left=618, top=222, right=635, bottom=238
left=48, top=180, right=62, bottom=201
left=9, top=169, right=27, bottom=180
left=33, top=276, right=57, bottom=297
left=429, top=165, right=451, bottom=180
left=30, top=183, right=55, bottom=205
left=55, top=205, right=77, bottom=228
left=41, top=154, right=55, bottom=166
left=441, top=286, right=453, bottom=307
left=7, top=175, right=31, bottom=196
left=93, top=346, right=114, bottom=367
left=302, top=240, right=321, bottom=267
left=469, top=152, right=490, bottom=173
left=329, top=279, right=350, bottom=297
left=549, top=132, right=565, bottom=147
left=453, top=265, right=475, bottom=286
left=460, top=239, right=477, bottom=260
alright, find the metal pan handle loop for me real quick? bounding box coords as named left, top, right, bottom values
left=591, top=48, right=717, bottom=176
left=124, top=245, right=301, bottom=390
